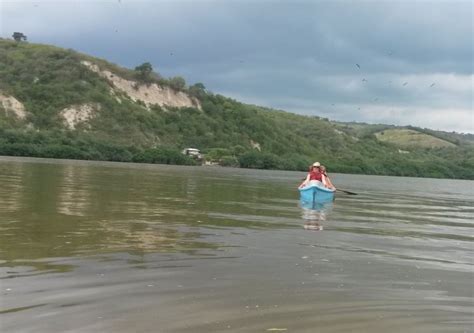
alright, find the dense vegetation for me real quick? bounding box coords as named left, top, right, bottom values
left=1, top=39, right=473, bottom=179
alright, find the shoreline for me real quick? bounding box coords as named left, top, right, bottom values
left=1, top=155, right=472, bottom=181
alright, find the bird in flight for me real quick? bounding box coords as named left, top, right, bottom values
left=403, top=82, right=408, bottom=86
left=430, top=83, right=435, bottom=87
left=356, top=64, right=361, bottom=69
left=362, top=78, right=368, bottom=82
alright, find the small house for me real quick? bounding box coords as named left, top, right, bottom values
left=181, top=148, right=202, bottom=160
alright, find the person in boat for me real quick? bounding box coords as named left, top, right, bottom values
left=320, top=165, right=336, bottom=190
left=299, top=162, right=323, bottom=188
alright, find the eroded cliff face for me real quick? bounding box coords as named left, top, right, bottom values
left=81, top=61, right=201, bottom=110
left=0, top=92, right=27, bottom=119
left=60, top=103, right=101, bottom=130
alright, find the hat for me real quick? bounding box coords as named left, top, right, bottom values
left=312, top=162, right=320, bottom=167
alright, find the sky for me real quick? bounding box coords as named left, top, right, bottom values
left=1, top=0, right=473, bottom=133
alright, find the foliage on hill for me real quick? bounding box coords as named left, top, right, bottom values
left=0, top=39, right=473, bottom=179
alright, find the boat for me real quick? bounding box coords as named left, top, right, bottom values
left=298, top=180, right=335, bottom=203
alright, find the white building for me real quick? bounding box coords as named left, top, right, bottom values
left=181, top=148, right=202, bottom=159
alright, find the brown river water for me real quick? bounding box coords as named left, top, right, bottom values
left=0, top=157, right=473, bottom=332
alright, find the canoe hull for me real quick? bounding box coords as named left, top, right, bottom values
left=299, top=181, right=335, bottom=203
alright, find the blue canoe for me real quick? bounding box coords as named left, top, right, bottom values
left=299, top=181, right=335, bottom=203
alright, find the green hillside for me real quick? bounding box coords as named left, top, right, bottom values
left=1, top=39, right=473, bottom=179
left=375, top=129, right=456, bottom=149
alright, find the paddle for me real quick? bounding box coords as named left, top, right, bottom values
left=336, top=188, right=357, bottom=195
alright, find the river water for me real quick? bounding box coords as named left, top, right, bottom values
left=0, top=157, right=473, bottom=332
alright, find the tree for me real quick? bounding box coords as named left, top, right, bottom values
left=169, top=76, right=186, bottom=91
left=191, top=82, right=205, bottom=90
left=189, top=82, right=206, bottom=99
left=134, top=62, right=153, bottom=82
left=12, top=32, right=27, bottom=42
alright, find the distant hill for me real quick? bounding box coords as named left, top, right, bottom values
left=0, top=38, right=473, bottom=179
left=374, top=129, right=456, bottom=149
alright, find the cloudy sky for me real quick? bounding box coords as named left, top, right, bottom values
left=1, top=0, right=473, bottom=133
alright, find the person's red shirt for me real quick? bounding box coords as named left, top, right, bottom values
left=309, top=170, right=322, bottom=181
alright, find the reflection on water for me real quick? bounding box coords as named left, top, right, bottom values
left=0, top=157, right=473, bottom=333
left=57, top=164, right=92, bottom=217
left=0, top=160, right=225, bottom=271
left=0, top=161, right=25, bottom=212
left=300, top=200, right=334, bottom=231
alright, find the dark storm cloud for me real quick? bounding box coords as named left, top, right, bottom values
left=1, top=0, right=473, bottom=132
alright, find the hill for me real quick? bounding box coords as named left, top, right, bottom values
left=374, top=129, right=456, bottom=149
left=0, top=38, right=473, bottom=179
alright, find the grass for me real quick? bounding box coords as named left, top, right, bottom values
left=375, top=129, right=456, bottom=149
